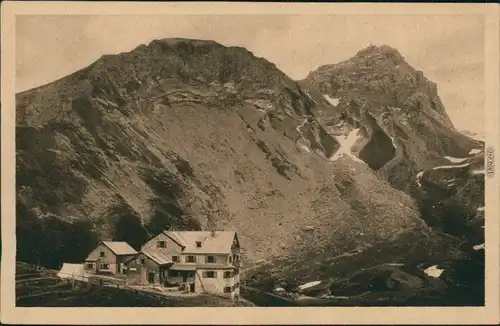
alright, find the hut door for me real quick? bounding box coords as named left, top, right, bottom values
left=148, top=272, right=155, bottom=284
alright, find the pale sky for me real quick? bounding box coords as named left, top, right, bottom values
left=16, top=15, right=485, bottom=135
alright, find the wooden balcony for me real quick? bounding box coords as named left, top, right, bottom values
left=166, top=276, right=196, bottom=284
left=166, top=276, right=183, bottom=284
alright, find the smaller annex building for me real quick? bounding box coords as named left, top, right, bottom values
left=84, top=241, right=138, bottom=275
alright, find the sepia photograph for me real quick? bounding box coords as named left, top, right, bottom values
left=1, top=2, right=499, bottom=325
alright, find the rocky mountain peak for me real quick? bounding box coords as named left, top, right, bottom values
left=85, top=37, right=286, bottom=90
left=354, top=44, right=405, bottom=64
left=304, top=44, right=437, bottom=106
left=299, top=45, right=481, bottom=193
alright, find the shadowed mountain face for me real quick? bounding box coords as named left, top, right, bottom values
left=415, top=152, right=485, bottom=244
left=16, top=39, right=483, bottom=305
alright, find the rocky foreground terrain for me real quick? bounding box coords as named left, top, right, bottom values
left=16, top=39, right=484, bottom=305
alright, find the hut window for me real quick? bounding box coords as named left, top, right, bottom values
left=100, top=251, right=105, bottom=257
left=203, top=271, right=217, bottom=278
left=187, top=255, right=196, bottom=263
left=157, top=240, right=166, bottom=248
left=206, top=256, right=215, bottom=263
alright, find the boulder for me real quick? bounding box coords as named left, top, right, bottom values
left=386, top=270, right=424, bottom=290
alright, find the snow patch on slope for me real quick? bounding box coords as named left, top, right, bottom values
left=424, top=265, right=444, bottom=278
left=445, top=179, right=456, bottom=187
left=416, top=171, right=424, bottom=187
left=323, top=94, right=340, bottom=107
left=432, top=163, right=471, bottom=170
left=329, top=128, right=365, bottom=163
left=298, top=144, right=311, bottom=153
left=389, top=136, right=397, bottom=149
left=296, top=119, right=308, bottom=133
left=444, top=156, right=468, bottom=163
left=473, top=243, right=485, bottom=251
left=298, top=281, right=321, bottom=291
left=469, top=149, right=482, bottom=155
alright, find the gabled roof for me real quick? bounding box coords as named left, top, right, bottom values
left=102, top=241, right=138, bottom=256
left=170, top=264, right=197, bottom=271
left=122, top=255, right=138, bottom=264
left=141, top=248, right=173, bottom=266
left=163, top=231, right=237, bottom=254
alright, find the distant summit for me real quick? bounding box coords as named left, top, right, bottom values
left=354, top=44, right=406, bottom=63
left=300, top=44, right=481, bottom=191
